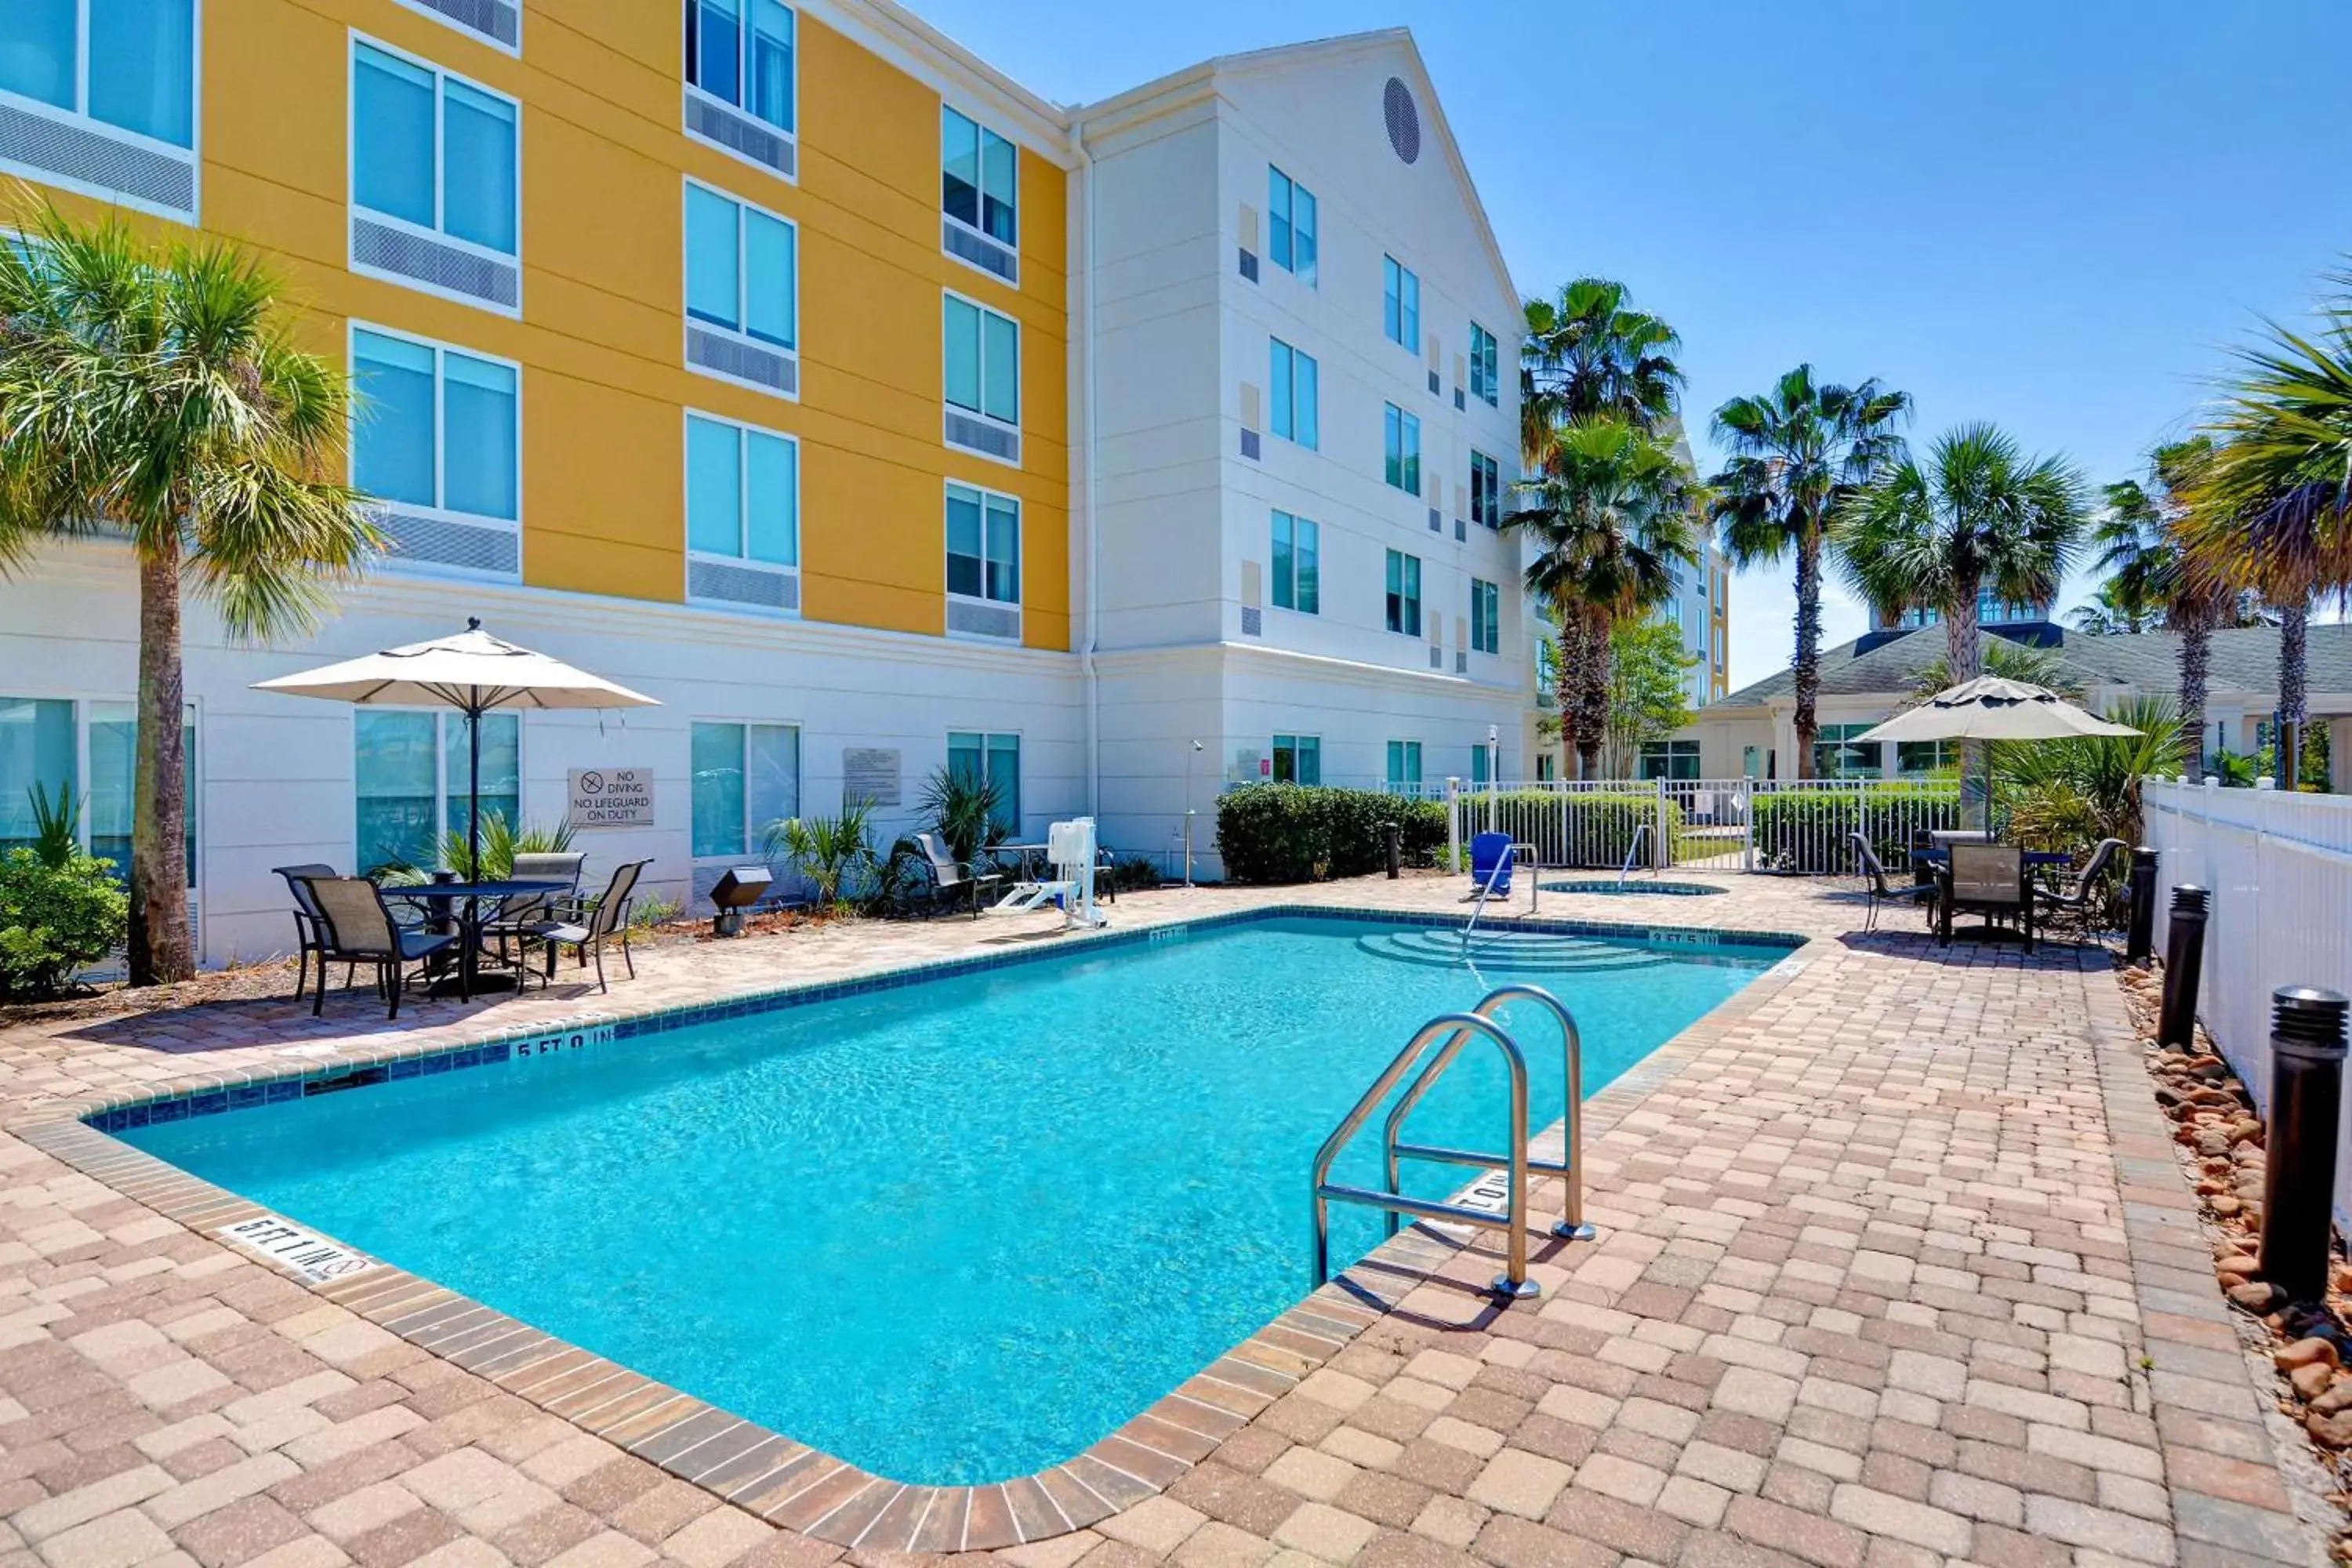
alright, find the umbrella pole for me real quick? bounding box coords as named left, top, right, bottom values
left=467, top=695, right=483, bottom=880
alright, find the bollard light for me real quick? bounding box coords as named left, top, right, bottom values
left=2156, top=886, right=2209, bottom=1050
left=2259, top=987, right=2350, bottom=1305
left=2125, top=847, right=2158, bottom=964
left=1383, top=821, right=1401, bottom=880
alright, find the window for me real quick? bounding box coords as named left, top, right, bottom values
left=0, top=0, right=198, bottom=219
left=1470, top=450, right=1501, bottom=527
left=1535, top=753, right=1555, bottom=782
left=352, top=41, right=517, bottom=262
left=1266, top=166, right=1316, bottom=284
left=1469, top=745, right=1491, bottom=787
left=949, top=731, right=1021, bottom=834
left=685, top=180, right=797, bottom=362
left=354, top=710, right=517, bottom=874
left=1385, top=741, right=1422, bottom=793
left=944, top=292, right=1019, bottom=428
left=1385, top=550, right=1422, bottom=637
left=1383, top=404, right=1421, bottom=494
left=687, top=412, right=799, bottom=583
left=942, top=105, right=1015, bottom=247
left=1271, top=511, right=1319, bottom=614
left=1469, top=322, right=1499, bottom=406
left=947, top=483, right=1020, bottom=607
left=1469, top=579, right=1500, bottom=655
left=684, top=0, right=794, bottom=133
left=1382, top=256, right=1419, bottom=350
left=352, top=328, right=520, bottom=531
left=1269, top=339, right=1319, bottom=449
left=1, top=696, right=195, bottom=887
left=1271, top=734, right=1321, bottom=786
left=1812, top=724, right=1882, bottom=780
left=690, top=720, right=800, bottom=858
left=1896, top=739, right=1958, bottom=775
left=1638, top=740, right=1700, bottom=782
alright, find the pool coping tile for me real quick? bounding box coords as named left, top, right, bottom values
left=6, top=903, right=1819, bottom=1548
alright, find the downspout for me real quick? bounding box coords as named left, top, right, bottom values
left=1073, top=115, right=1101, bottom=818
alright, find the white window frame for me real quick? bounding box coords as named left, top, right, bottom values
left=1385, top=548, right=1422, bottom=637
left=939, top=100, right=1018, bottom=279
left=1469, top=579, right=1500, bottom=655
left=681, top=176, right=800, bottom=401
left=1384, top=403, right=1421, bottom=495
left=347, top=319, right=524, bottom=581
left=1269, top=337, right=1318, bottom=450
left=1266, top=164, right=1316, bottom=286
left=1385, top=739, right=1424, bottom=793
left=0, top=0, right=202, bottom=223
left=688, top=717, right=803, bottom=862
left=390, top=0, right=521, bottom=56
left=682, top=407, right=801, bottom=615
left=942, top=286, right=1021, bottom=466
left=682, top=0, right=799, bottom=184
left=1470, top=449, right=1501, bottom=527
left=1270, top=733, right=1322, bottom=786
left=0, top=691, right=201, bottom=895
left=1270, top=509, right=1318, bottom=616
left=1382, top=255, right=1419, bottom=350
left=1469, top=321, right=1500, bottom=406
left=947, top=729, right=1023, bottom=836
left=352, top=706, right=524, bottom=873
left=944, top=477, right=1022, bottom=641
left=347, top=31, right=522, bottom=318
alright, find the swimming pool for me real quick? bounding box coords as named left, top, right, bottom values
left=117, top=913, right=1784, bottom=1487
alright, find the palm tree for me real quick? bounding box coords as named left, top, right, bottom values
left=1706, top=367, right=1911, bottom=778
left=1836, top=423, right=2089, bottom=822
left=1520, top=278, right=1683, bottom=466
left=2093, top=437, right=2236, bottom=770
left=2067, top=584, right=2158, bottom=636
left=1509, top=419, right=1700, bottom=778
left=0, top=209, right=375, bottom=983
left=2190, top=289, right=2352, bottom=788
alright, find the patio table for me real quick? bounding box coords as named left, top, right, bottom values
left=386, top=879, right=567, bottom=1000
left=1911, top=850, right=2068, bottom=947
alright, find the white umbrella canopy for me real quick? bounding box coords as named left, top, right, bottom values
left=254, top=619, right=659, bottom=872
left=1856, top=677, right=2140, bottom=745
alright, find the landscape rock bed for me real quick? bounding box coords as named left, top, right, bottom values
left=2119, top=960, right=2352, bottom=1558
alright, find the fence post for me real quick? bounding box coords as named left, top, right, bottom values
left=1653, top=778, right=1668, bottom=870
left=1740, top=778, right=1754, bottom=872
left=1445, top=776, right=1461, bottom=873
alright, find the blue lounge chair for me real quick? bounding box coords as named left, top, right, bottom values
left=1468, top=832, right=1515, bottom=898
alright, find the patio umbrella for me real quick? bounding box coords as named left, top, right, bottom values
left=1857, top=677, right=2139, bottom=829
left=253, top=619, right=658, bottom=874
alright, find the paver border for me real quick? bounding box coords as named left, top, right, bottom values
left=6, top=906, right=1815, bottom=1549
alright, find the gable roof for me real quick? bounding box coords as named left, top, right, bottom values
left=1716, top=623, right=2352, bottom=710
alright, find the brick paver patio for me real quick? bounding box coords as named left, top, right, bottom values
left=1, top=875, right=2336, bottom=1568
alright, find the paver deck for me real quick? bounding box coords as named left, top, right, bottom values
left=1, top=874, right=2336, bottom=1568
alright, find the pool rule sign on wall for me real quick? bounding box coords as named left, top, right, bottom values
left=568, top=768, right=655, bottom=829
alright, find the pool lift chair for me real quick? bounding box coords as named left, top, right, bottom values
left=989, top=817, right=1109, bottom=930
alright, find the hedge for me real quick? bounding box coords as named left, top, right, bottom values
left=1751, top=783, right=1960, bottom=874
left=1215, top=786, right=1446, bottom=883
left=1455, top=789, right=1682, bottom=869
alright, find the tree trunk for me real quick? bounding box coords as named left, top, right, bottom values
left=1553, top=605, right=1579, bottom=776
left=1947, top=586, right=1988, bottom=829
left=1791, top=527, right=1821, bottom=779
left=2177, top=602, right=2212, bottom=777
left=129, top=538, right=193, bottom=985
left=1573, top=608, right=1610, bottom=781
left=2278, top=596, right=2308, bottom=789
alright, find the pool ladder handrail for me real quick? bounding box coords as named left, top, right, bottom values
left=1618, top=823, right=1657, bottom=889
left=1309, top=985, right=1595, bottom=1301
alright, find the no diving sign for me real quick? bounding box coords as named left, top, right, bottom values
left=568, top=768, right=655, bottom=829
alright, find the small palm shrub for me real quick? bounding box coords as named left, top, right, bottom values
left=435, top=814, right=579, bottom=882
left=918, top=767, right=1004, bottom=865
left=0, top=848, right=129, bottom=1000
left=763, top=801, right=878, bottom=910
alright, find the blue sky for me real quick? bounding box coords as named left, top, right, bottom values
left=907, top=0, right=2352, bottom=690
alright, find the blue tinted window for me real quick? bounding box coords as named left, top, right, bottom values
left=442, top=81, right=517, bottom=253
left=441, top=353, right=517, bottom=521
left=352, top=330, right=436, bottom=507
left=686, top=416, right=742, bottom=557
left=89, top=0, right=194, bottom=146
left=354, top=45, right=435, bottom=229
left=0, top=2, right=74, bottom=111
left=744, top=429, right=796, bottom=566
left=686, top=185, right=739, bottom=330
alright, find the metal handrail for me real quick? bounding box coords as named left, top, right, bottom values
left=1381, top=984, right=1595, bottom=1244
left=1617, top=823, right=1653, bottom=888
left=1310, top=1011, right=1537, bottom=1298
left=1462, top=845, right=1515, bottom=938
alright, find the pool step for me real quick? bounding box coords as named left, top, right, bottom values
left=1355, top=929, right=1675, bottom=974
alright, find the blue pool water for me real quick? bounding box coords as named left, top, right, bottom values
left=123, top=916, right=1778, bottom=1486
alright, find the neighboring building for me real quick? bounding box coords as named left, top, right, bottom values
left=0, top=2, right=1526, bottom=961
left=1675, top=622, right=2352, bottom=789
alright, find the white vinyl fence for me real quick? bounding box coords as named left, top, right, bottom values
left=2143, top=778, right=2352, bottom=1223
left=1445, top=778, right=1962, bottom=876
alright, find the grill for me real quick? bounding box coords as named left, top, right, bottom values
left=1240, top=430, right=1261, bottom=460
left=1241, top=607, right=1262, bottom=637
left=1238, top=249, right=1258, bottom=281
left=943, top=220, right=1017, bottom=284
left=408, top=0, right=520, bottom=47
left=376, top=509, right=520, bottom=578
left=688, top=326, right=797, bottom=395
left=353, top=217, right=519, bottom=310
left=0, top=100, right=195, bottom=215
left=687, top=96, right=795, bottom=180
left=688, top=558, right=798, bottom=611
left=944, top=408, right=1020, bottom=463
left=946, top=598, right=1021, bottom=640
left=1428, top=507, right=1443, bottom=532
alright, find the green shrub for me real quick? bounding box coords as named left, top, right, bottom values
left=1455, top=789, right=1681, bottom=869
left=0, top=848, right=129, bottom=1000
left=1750, top=783, right=1958, bottom=874
left=1215, top=786, right=1446, bottom=883
left=1108, top=855, right=1163, bottom=892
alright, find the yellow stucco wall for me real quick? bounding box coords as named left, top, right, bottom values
left=20, top=0, right=1071, bottom=652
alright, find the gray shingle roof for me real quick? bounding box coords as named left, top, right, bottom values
left=1717, top=622, right=2352, bottom=710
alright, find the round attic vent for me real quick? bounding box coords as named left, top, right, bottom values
left=1382, top=77, right=1421, bottom=165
